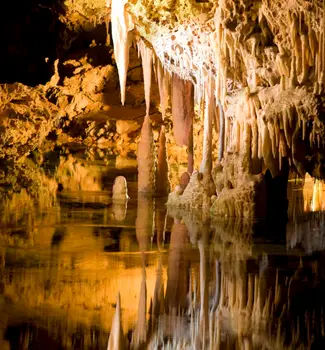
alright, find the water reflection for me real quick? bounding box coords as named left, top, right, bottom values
left=1, top=158, right=325, bottom=349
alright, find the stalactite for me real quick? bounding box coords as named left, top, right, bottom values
left=156, top=60, right=170, bottom=120
left=200, top=77, right=215, bottom=175
left=252, top=119, right=258, bottom=159
left=218, top=100, right=225, bottom=162
left=290, top=55, right=298, bottom=88
left=137, top=115, right=155, bottom=194
left=235, top=120, right=241, bottom=154
left=267, top=122, right=277, bottom=160
left=111, top=0, right=133, bottom=105
left=283, top=110, right=291, bottom=148
left=138, top=40, right=153, bottom=116
left=156, top=126, right=170, bottom=196
left=171, top=74, right=194, bottom=147
left=263, top=120, right=278, bottom=177
left=300, top=34, right=309, bottom=84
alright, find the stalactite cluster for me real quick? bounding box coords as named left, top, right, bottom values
left=110, top=0, right=325, bottom=215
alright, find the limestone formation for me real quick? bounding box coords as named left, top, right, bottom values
left=0, top=84, right=58, bottom=160
left=109, top=0, right=325, bottom=217
left=112, top=176, right=129, bottom=201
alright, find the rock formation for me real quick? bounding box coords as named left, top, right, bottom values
left=1, top=0, right=325, bottom=221
left=110, top=0, right=325, bottom=218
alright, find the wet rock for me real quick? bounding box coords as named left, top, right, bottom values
left=168, top=171, right=205, bottom=209
left=112, top=176, right=129, bottom=201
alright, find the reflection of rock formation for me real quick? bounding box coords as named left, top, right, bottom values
left=0, top=160, right=57, bottom=247
left=287, top=212, right=325, bottom=253
left=107, top=293, right=127, bottom=350
left=111, top=176, right=129, bottom=222
left=144, top=209, right=325, bottom=349
left=2, top=191, right=325, bottom=349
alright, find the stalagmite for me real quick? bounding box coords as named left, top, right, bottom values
left=107, top=293, right=127, bottom=350
left=111, top=0, right=133, bottom=105
left=138, top=40, right=153, bottom=116
left=156, top=126, right=170, bottom=196
left=112, top=176, right=129, bottom=201
left=137, top=115, right=155, bottom=194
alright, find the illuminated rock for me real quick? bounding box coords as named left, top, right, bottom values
left=112, top=176, right=129, bottom=201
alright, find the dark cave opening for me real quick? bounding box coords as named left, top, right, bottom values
left=0, top=0, right=64, bottom=86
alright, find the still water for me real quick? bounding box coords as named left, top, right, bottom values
left=1, top=152, right=325, bottom=349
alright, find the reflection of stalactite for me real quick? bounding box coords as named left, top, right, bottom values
left=287, top=212, right=325, bottom=253
left=197, top=237, right=209, bottom=348
left=107, top=293, right=127, bottom=350
left=131, top=266, right=147, bottom=349
left=148, top=258, right=165, bottom=335
left=165, top=220, right=190, bottom=313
